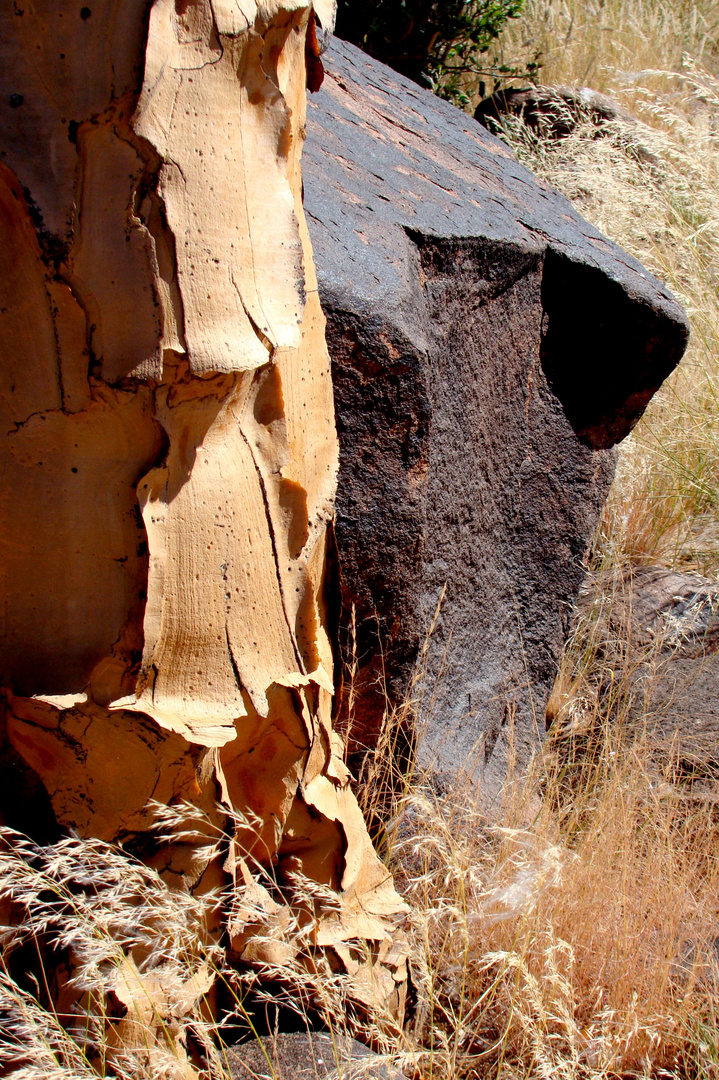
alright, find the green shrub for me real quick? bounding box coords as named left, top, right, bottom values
left=335, top=0, right=532, bottom=106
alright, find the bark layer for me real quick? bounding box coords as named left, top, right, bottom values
left=0, top=0, right=406, bottom=1023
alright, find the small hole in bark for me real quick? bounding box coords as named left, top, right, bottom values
left=9, top=94, right=24, bottom=108
left=80, top=6, right=91, bottom=19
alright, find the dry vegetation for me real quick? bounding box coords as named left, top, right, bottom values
left=499, top=1, right=719, bottom=579
left=3, top=2, right=719, bottom=1078
left=384, top=3, right=719, bottom=1075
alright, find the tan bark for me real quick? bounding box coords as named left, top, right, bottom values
left=0, top=0, right=406, bottom=1020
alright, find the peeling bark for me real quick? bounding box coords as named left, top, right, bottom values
left=0, top=0, right=406, bottom=1021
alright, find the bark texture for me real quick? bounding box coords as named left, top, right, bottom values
left=0, top=0, right=406, bottom=1021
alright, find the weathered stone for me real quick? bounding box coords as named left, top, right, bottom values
left=474, top=85, right=658, bottom=167
left=596, top=567, right=719, bottom=777
left=303, top=40, right=689, bottom=798
left=475, top=85, right=634, bottom=138
left=227, top=1032, right=406, bottom=1080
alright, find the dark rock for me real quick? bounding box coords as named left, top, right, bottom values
left=474, top=85, right=658, bottom=168
left=226, top=1032, right=406, bottom=1080
left=599, top=566, right=719, bottom=776
left=303, top=40, right=689, bottom=798
left=619, top=566, right=719, bottom=657
left=474, top=84, right=634, bottom=138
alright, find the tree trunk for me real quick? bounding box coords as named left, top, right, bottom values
left=0, top=0, right=405, bottom=1020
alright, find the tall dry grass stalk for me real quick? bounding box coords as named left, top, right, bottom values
left=365, top=570, right=719, bottom=1078
left=0, top=826, right=228, bottom=1080
left=332, top=581, right=719, bottom=1078
left=0, top=809, right=404, bottom=1079
left=499, top=0, right=719, bottom=93
left=387, top=708, right=719, bottom=1076
left=488, top=0, right=719, bottom=578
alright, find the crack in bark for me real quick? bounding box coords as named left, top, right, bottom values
left=238, top=420, right=307, bottom=677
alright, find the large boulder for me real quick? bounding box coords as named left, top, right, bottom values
left=303, top=40, right=689, bottom=798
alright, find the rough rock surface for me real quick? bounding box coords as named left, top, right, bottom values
left=227, top=1032, right=406, bottom=1079
left=601, top=567, right=719, bottom=775
left=474, top=85, right=634, bottom=138
left=303, top=40, right=689, bottom=797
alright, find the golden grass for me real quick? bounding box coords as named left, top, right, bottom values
left=380, top=619, right=719, bottom=1078
left=508, top=84, right=719, bottom=571
left=364, top=7, right=719, bottom=1076
left=4, top=679, right=718, bottom=1079
left=0, top=826, right=228, bottom=1080
left=497, top=0, right=719, bottom=92
left=378, top=7, right=719, bottom=1076
left=495, top=4, right=719, bottom=578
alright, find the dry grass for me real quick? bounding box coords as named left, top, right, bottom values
left=344, top=560, right=719, bottom=1080
left=494, top=3, right=719, bottom=578
left=376, top=7, right=719, bottom=1076
left=0, top=809, right=404, bottom=1080
left=0, top=825, right=228, bottom=1080
left=371, top=6, right=719, bottom=1075
left=499, top=0, right=719, bottom=94
left=380, top=614, right=719, bottom=1079
left=506, top=71, right=719, bottom=573
left=4, top=678, right=718, bottom=1080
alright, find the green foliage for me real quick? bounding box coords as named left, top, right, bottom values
left=335, top=0, right=533, bottom=106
